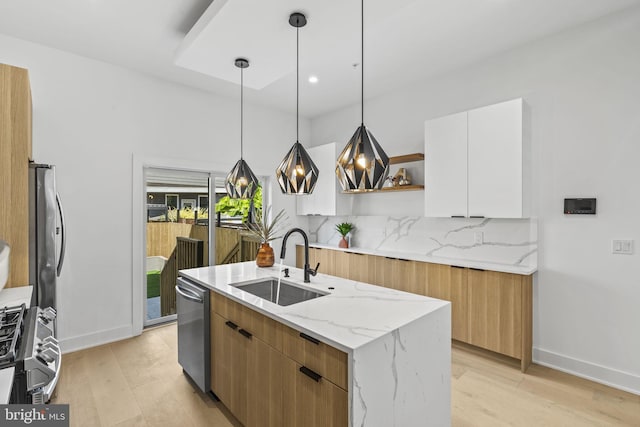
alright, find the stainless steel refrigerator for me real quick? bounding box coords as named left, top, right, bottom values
left=29, top=163, right=66, bottom=310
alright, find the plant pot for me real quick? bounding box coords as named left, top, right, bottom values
left=256, top=243, right=275, bottom=267
left=338, top=237, right=349, bottom=248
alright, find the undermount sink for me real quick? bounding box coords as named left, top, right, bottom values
left=0, top=240, right=10, bottom=292
left=230, top=277, right=328, bottom=306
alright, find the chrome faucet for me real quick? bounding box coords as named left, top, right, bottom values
left=280, top=228, right=319, bottom=283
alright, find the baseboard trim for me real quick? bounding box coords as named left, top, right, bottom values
left=533, top=347, right=640, bottom=395
left=59, top=325, right=136, bottom=354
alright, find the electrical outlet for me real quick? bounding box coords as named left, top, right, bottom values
left=612, top=240, right=634, bottom=254
left=474, top=232, right=483, bottom=245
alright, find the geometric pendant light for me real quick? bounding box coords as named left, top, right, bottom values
left=226, top=58, right=260, bottom=199
left=336, top=0, right=389, bottom=191
left=276, top=12, right=320, bottom=195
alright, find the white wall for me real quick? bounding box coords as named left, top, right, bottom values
left=0, top=34, right=309, bottom=352
left=311, top=8, right=640, bottom=393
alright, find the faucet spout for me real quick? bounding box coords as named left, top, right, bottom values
left=280, top=228, right=318, bottom=283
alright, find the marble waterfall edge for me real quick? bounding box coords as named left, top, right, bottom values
left=351, top=305, right=451, bottom=426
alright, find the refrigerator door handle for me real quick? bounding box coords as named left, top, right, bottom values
left=56, top=192, right=66, bottom=277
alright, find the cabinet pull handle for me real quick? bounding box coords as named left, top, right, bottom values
left=451, top=265, right=465, bottom=269
left=398, top=258, right=411, bottom=262
left=225, top=321, right=238, bottom=330
left=469, top=268, right=485, bottom=272
left=451, top=215, right=465, bottom=218
left=384, top=256, right=397, bottom=260
left=300, top=332, right=320, bottom=345
left=470, top=215, right=485, bottom=219
left=238, top=329, right=252, bottom=339
left=299, top=366, right=322, bottom=382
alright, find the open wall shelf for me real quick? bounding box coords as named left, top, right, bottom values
left=389, top=153, right=424, bottom=165
left=342, top=153, right=425, bottom=194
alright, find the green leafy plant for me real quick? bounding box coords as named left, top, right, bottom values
left=245, top=207, right=288, bottom=243
left=335, top=222, right=355, bottom=237
left=215, top=186, right=262, bottom=222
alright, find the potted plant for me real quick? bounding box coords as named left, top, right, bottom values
left=245, top=207, right=288, bottom=267
left=335, top=222, right=354, bottom=248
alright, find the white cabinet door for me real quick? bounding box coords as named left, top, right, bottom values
left=468, top=98, right=523, bottom=218
left=425, top=112, right=468, bottom=217
left=296, top=143, right=338, bottom=216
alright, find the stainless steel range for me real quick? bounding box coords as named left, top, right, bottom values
left=0, top=303, right=60, bottom=404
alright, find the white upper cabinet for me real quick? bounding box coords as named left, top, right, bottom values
left=424, top=98, right=527, bottom=218
left=296, top=142, right=350, bottom=216
left=468, top=98, right=523, bottom=218
left=424, top=112, right=468, bottom=217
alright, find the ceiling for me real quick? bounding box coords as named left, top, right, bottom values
left=0, top=0, right=638, bottom=117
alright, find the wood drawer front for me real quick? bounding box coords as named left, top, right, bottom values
left=211, top=291, right=283, bottom=350
left=282, top=357, right=348, bottom=427
left=281, top=325, right=348, bottom=391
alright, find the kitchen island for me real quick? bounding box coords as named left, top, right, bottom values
left=180, top=262, right=450, bottom=427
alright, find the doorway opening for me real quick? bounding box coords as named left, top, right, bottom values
left=142, top=168, right=267, bottom=328
left=144, top=167, right=214, bottom=327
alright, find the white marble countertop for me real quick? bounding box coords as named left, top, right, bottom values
left=179, top=262, right=449, bottom=353
left=306, top=242, right=537, bottom=275
left=0, top=286, right=33, bottom=308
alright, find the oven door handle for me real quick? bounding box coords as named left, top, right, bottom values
left=175, top=285, right=203, bottom=304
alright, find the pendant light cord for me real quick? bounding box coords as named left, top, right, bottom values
left=296, top=25, right=299, bottom=142
left=240, top=66, right=244, bottom=159
left=361, top=0, right=364, bottom=126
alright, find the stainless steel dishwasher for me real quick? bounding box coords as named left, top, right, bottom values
left=176, top=276, right=210, bottom=393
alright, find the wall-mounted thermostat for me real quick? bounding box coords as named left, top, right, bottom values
left=564, top=198, right=596, bottom=215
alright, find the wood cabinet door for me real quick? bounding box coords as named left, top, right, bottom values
left=424, top=111, right=468, bottom=217
left=0, top=64, right=31, bottom=288
left=211, top=313, right=235, bottom=409
left=296, top=245, right=305, bottom=269
left=467, top=269, right=522, bottom=358
left=426, top=264, right=469, bottom=342
left=311, top=247, right=336, bottom=277
left=282, top=357, right=348, bottom=427
left=467, top=98, right=523, bottom=218
left=331, top=250, right=371, bottom=283
left=246, top=337, right=285, bottom=427
left=372, top=256, right=394, bottom=288
left=390, top=258, right=427, bottom=295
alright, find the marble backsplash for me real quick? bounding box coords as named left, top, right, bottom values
left=308, top=216, right=537, bottom=268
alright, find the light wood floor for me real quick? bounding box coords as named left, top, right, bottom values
left=52, top=323, right=640, bottom=427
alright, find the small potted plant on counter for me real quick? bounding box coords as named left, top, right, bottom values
left=335, top=222, right=354, bottom=249
left=245, top=207, right=288, bottom=267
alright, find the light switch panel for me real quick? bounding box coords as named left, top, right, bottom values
left=612, top=240, right=634, bottom=254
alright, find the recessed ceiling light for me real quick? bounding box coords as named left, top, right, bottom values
left=308, top=75, right=318, bottom=84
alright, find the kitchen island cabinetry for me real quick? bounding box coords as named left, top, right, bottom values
left=210, top=293, right=285, bottom=427
left=282, top=356, right=348, bottom=427
left=209, top=285, right=353, bottom=427
left=180, top=262, right=451, bottom=427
